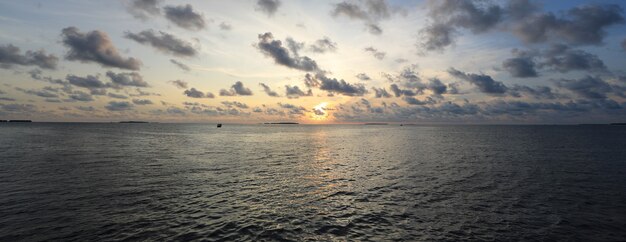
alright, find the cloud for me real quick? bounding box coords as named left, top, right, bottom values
left=419, top=1, right=624, bottom=52
left=170, top=59, right=190, bottom=71
left=125, top=30, right=197, bottom=57
left=259, top=83, right=279, bottom=97
left=105, top=101, right=134, bottom=111
left=502, top=55, right=538, bottom=78
left=389, top=83, right=417, bottom=97
left=75, top=106, right=95, bottom=112
left=356, top=73, right=371, bottom=81
left=68, top=90, right=94, bottom=102
left=256, top=32, right=321, bottom=72
left=331, top=0, right=395, bottom=35
left=0, top=103, right=36, bottom=113
left=554, top=76, right=622, bottom=99
left=372, top=87, right=391, bottom=98
left=503, top=44, right=608, bottom=78
left=219, top=81, right=253, bottom=96
left=512, top=4, right=624, bottom=45
left=221, top=101, right=249, bottom=109
left=219, top=22, right=232, bottom=31
left=539, top=44, right=607, bottom=73
left=285, top=85, right=312, bottom=98
left=622, top=39, right=626, bottom=51
left=0, top=44, right=58, bottom=69
left=278, top=102, right=307, bottom=115
left=256, top=0, right=281, bottom=17
left=169, top=80, right=188, bottom=89
left=132, top=99, right=153, bottom=105
left=509, top=85, right=559, bottom=99
left=304, top=73, right=320, bottom=88
left=107, top=93, right=128, bottom=99
left=448, top=68, right=508, bottom=94
left=163, top=4, right=206, bottom=30
left=66, top=74, right=107, bottom=89
left=184, top=87, right=215, bottom=98
left=61, top=27, right=141, bottom=70
left=419, top=0, right=503, bottom=52
left=15, top=87, right=58, bottom=98
left=364, top=46, right=385, bottom=60
left=106, top=71, right=149, bottom=87
left=126, top=0, right=161, bottom=20
left=404, top=96, right=437, bottom=105
left=309, top=37, right=337, bottom=53
left=427, top=78, right=448, bottom=95
left=316, top=73, right=367, bottom=96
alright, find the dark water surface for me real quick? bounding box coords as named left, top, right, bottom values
left=1, top=123, right=625, bottom=241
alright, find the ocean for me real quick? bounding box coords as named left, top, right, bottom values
left=1, top=123, right=625, bottom=241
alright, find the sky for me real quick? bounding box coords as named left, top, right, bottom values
left=1, top=0, right=626, bottom=124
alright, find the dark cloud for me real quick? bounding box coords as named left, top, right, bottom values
left=372, top=87, right=391, bottom=98
left=0, top=44, right=58, bottom=69
left=404, top=96, right=436, bottom=105
left=259, top=83, right=279, bottom=97
left=554, top=76, right=622, bottom=99
left=0, top=103, right=36, bottom=113
left=539, top=44, right=607, bottom=73
left=168, top=80, right=188, bottom=89
left=220, top=81, right=253, bottom=96
left=304, top=73, right=320, bottom=88
left=125, top=30, right=197, bottom=57
left=163, top=4, right=206, bottom=30
left=389, top=84, right=417, bottom=97
left=256, top=0, right=281, bottom=17
left=356, top=73, right=371, bottom=81
left=106, top=71, right=149, bottom=87
left=419, top=1, right=624, bottom=52
left=66, top=74, right=107, bottom=89
left=76, top=106, right=95, bottom=112
left=126, top=0, right=161, bottom=20
left=364, top=47, right=385, bottom=60
left=68, top=90, right=94, bottom=102
left=419, top=0, right=503, bottom=51
left=309, top=37, right=337, bottom=53
left=285, top=85, right=312, bottom=98
left=278, top=102, right=307, bottom=115
left=232, top=81, right=253, bottom=95
left=107, top=93, right=128, bottom=99
left=331, top=0, right=394, bottom=35
left=502, top=49, right=538, bottom=78
left=512, top=4, right=624, bottom=45
left=427, top=78, right=448, bottom=95
left=316, top=73, right=367, bottom=96
left=219, top=22, right=232, bottom=31
left=256, top=32, right=321, bottom=72
left=105, top=101, right=134, bottom=111
left=15, top=87, right=58, bottom=98
left=509, top=85, right=559, bottom=99
left=61, top=27, right=141, bottom=70
left=170, top=59, right=190, bottom=71
left=184, top=87, right=215, bottom=98
left=448, top=68, right=508, bottom=94
left=132, top=99, right=153, bottom=105
left=222, top=101, right=249, bottom=109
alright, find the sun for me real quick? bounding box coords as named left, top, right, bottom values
left=311, top=102, right=329, bottom=121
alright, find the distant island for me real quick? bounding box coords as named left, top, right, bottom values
left=119, top=121, right=149, bottom=123
left=364, top=122, right=388, bottom=125
left=0, top=120, right=32, bottom=123
left=610, top=123, right=626, bottom=126
left=263, top=122, right=299, bottom=124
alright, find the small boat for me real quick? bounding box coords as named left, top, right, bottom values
left=217, top=123, right=222, bottom=128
